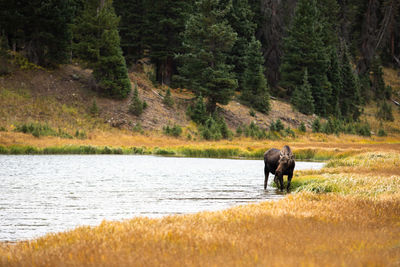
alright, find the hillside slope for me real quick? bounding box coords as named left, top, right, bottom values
left=0, top=64, right=316, bottom=133
left=0, top=64, right=399, bottom=139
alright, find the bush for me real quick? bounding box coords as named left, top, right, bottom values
left=163, top=88, right=174, bottom=107
left=377, top=128, right=387, bottom=137
left=249, top=108, right=256, bottom=117
left=243, top=122, right=267, bottom=139
left=298, top=122, right=306, bottom=132
left=163, top=124, right=182, bottom=137
left=312, top=118, right=321, bottom=133
left=132, top=122, right=144, bottom=134
left=199, top=115, right=232, bottom=141
left=89, top=99, right=99, bottom=116
left=75, top=130, right=87, bottom=139
left=270, top=119, right=284, bottom=132
left=14, top=123, right=72, bottom=138
left=284, top=127, right=295, bottom=137
left=187, top=94, right=208, bottom=124
left=376, top=101, right=394, bottom=121
left=129, top=84, right=147, bottom=116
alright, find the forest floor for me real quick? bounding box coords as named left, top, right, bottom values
left=0, top=65, right=400, bottom=266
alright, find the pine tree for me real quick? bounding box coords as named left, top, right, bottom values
left=225, top=0, right=256, bottom=90
left=241, top=37, right=270, bottom=114
left=143, top=0, right=193, bottom=85
left=175, top=0, right=238, bottom=113
left=73, top=0, right=131, bottom=99
left=280, top=0, right=330, bottom=116
left=340, top=47, right=361, bottom=120
left=0, top=0, right=76, bottom=67
left=291, top=69, right=315, bottom=115
left=113, top=0, right=145, bottom=66
left=327, top=47, right=342, bottom=117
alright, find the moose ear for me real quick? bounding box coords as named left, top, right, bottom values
left=290, top=154, right=294, bottom=160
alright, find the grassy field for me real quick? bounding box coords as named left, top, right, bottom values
left=1, top=151, right=399, bottom=266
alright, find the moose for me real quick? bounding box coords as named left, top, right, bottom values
left=264, top=145, right=295, bottom=191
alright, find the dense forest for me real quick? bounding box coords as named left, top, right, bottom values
left=0, top=0, right=399, bottom=122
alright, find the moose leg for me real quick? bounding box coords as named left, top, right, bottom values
left=264, top=166, right=269, bottom=190
left=278, top=174, right=284, bottom=191
left=286, top=172, right=293, bottom=192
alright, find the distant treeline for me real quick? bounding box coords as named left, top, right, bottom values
left=0, top=0, right=398, bottom=121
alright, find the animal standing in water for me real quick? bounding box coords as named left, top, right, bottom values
left=263, top=145, right=295, bottom=191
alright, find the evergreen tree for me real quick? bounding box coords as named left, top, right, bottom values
left=129, top=84, right=146, bottom=116
left=113, top=0, right=145, bottom=66
left=327, top=47, right=342, bottom=117
left=280, top=0, right=330, bottom=116
left=241, top=37, right=270, bottom=114
left=73, top=0, right=131, bottom=99
left=291, top=69, right=315, bottom=115
left=143, top=0, right=193, bottom=85
left=371, top=59, right=387, bottom=100
left=340, top=47, right=361, bottom=120
left=175, top=0, right=238, bottom=113
left=0, top=0, right=77, bottom=67
left=225, top=0, right=256, bottom=90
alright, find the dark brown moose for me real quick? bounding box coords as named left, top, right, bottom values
left=264, top=145, right=295, bottom=191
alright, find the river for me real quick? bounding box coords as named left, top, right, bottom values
left=0, top=155, right=324, bottom=241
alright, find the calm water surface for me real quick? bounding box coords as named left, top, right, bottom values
left=0, top=155, right=324, bottom=241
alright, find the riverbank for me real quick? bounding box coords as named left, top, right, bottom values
left=1, top=151, right=399, bottom=266
left=1, top=130, right=400, bottom=160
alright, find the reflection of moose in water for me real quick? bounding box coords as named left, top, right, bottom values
left=264, top=145, right=295, bottom=191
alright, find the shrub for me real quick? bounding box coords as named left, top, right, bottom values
left=129, top=84, right=147, bottom=116
left=187, top=94, right=208, bottom=124
left=376, top=101, right=394, bottom=121
left=377, top=128, right=387, bottom=137
left=163, top=88, right=174, bottom=107
left=298, top=122, right=306, bottom=132
left=14, top=123, right=73, bottom=138
left=243, top=122, right=267, bottom=139
left=249, top=108, right=256, bottom=117
left=132, top=122, right=144, bottom=134
left=270, top=119, right=284, bottom=132
left=284, top=127, right=295, bottom=137
left=199, top=115, right=232, bottom=141
left=89, top=99, right=99, bottom=116
left=75, top=130, right=87, bottom=139
left=163, top=124, right=182, bottom=137
left=312, top=118, right=321, bottom=133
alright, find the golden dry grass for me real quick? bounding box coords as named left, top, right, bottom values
left=1, top=152, right=400, bottom=266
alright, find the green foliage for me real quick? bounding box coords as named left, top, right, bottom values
left=132, top=122, right=144, bottom=134
left=340, top=47, right=361, bottom=120
left=129, top=85, right=147, bottom=116
left=371, top=60, right=388, bottom=101
left=298, top=122, right=306, bottom=132
left=163, top=88, right=174, bottom=107
left=280, top=0, right=330, bottom=116
left=163, top=124, right=183, bottom=137
left=73, top=0, right=131, bottom=98
left=243, top=122, right=267, bottom=139
left=113, top=0, right=146, bottom=65
left=89, top=99, right=99, bottom=116
left=312, top=118, right=322, bottom=133
left=175, top=0, right=238, bottom=113
left=327, top=48, right=342, bottom=116
left=74, top=130, right=87, bottom=140
left=0, top=0, right=77, bottom=67
left=225, top=0, right=256, bottom=90
left=199, top=115, right=232, bottom=141
left=270, top=119, right=284, bottom=132
left=291, top=69, right=315, bottom=115
left=187, top=94, right=208, bottom=124
left=284, top=126, right=295, bottom=137
left=249, top=108, right=256, bottom=117
left=14, top=123, right=73, bottom=139
left=376, top=101, right=394, bottom=122
left=377, top=127, right=387, bottom=137
left=240, top=37, right=270, bottom=114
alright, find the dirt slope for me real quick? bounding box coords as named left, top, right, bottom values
left=0, top=64, right=319, bottom=132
